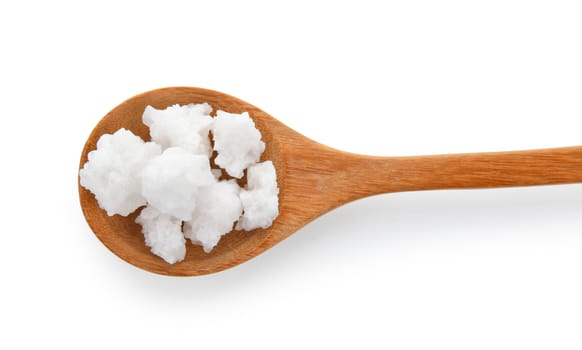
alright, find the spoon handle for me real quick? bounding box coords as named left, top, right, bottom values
left=353, top=146, right=582, bottom=197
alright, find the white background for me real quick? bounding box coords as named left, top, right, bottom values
left=2, top=1, right=582, bottom=349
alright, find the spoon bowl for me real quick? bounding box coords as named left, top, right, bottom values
left=80, top=87, right=335, bottom=276
left=80, top=87, right=582, bottom=276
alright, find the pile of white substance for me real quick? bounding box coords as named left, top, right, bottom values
left=80, top=104, right=279, bottom=264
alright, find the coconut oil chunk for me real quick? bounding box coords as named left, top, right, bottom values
left=140, top=147, right=215, bottom=221
left=212, top=111, right=265, bottom=178
left=184, top=180, right=243, bottom=253
left=237, top=161, right=279, bottom=231
left=136, top=206, right=186, bottom=264
left=142, top=103, right=213, bottom=156
left=79, top=128, right=161, bottom=216
left=79, top=104, right=279, bottom=264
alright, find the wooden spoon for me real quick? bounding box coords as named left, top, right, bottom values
left=79, top=87, right=582, bottom=276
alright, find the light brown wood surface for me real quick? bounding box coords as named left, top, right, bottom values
left=79, top=87, right=582, bottom=276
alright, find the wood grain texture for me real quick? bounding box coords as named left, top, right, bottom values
left=79, top=87, right=582, bottom=276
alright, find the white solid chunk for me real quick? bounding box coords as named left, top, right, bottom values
left=79, top=128, right=161, bottom=216
left=135, top=206, right=185, bottom=264
left=211, top=110, right=265, bottom=178
left=236, top=161, right=279, bottom=231
left=80, top=102, right=281, bottom=264
left=142, top=103, right=213, bottom=156
left=140, top=147, right=216, bottom=221
left=183, top=180, right=243, bottom=253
